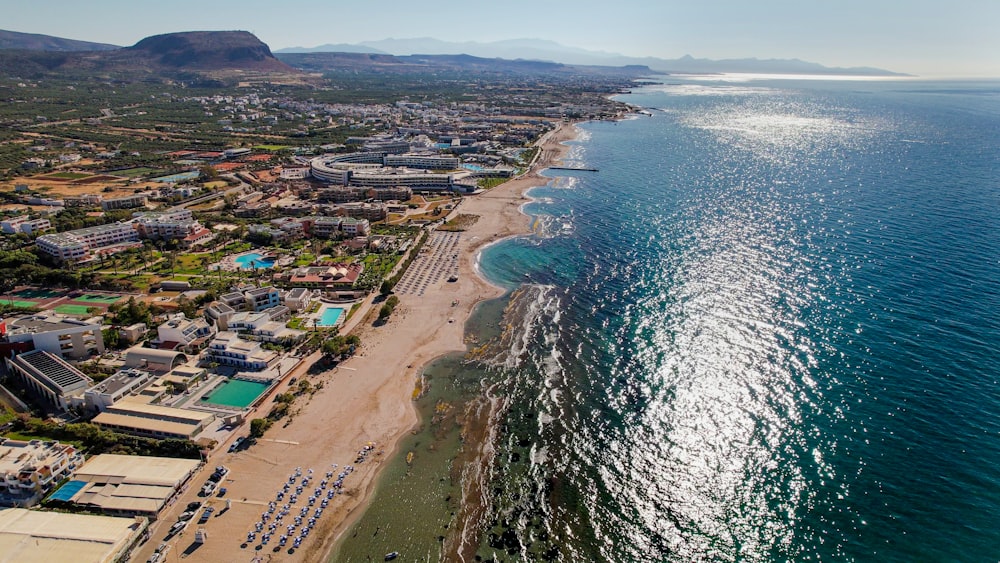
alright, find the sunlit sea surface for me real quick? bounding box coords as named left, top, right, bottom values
left=335, top=77, right=1000, bottom=562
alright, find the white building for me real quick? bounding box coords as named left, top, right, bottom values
left=83, top=369, right=159, bottom=413
left=5, top=315, right=105, bottom=360
left=205, top=302, right=235, bottom=330
left=1, top=216, right=51, bottom=235
left=204, top=331, right=277, bottom=370
left=133, top=209, right=213, bottom=248
left=0, top=439, right=84, bottom=506
left=35, top=222, right=140, bottom=263
left=4, top=350, right=93, bottom=412
left=384, top=154, right=460, bottom=169
left=101, top=194, right=147, bottom=211
left=283, top=288, right=313, bottom=312
left=156, top=313, right=217, bottom=350
left=243, top=287, right=281, bottom=312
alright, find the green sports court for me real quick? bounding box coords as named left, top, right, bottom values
left=72, top=293, right=122, bottom=303
left=53, top=304, right=94, bottom=316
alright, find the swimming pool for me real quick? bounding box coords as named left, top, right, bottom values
left=234, top=253, right=275, bottom=269
left=49, top=480, right=87, bottom=502
left=317, top=306, right=344, bottom=327
left=200, top=378, right=270, bottom=408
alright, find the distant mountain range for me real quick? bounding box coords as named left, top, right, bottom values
left=276, top=52, right=652, bottom=78
left=277, top=37, right=907, bottom=76
left=0, top=29, right=906, bottom=79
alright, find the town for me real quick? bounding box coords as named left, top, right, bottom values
left=0, top=52, right=637, bottom=562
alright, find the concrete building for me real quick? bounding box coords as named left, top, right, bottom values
left=0, top=439, right=83, bottom=507
left=82, top=368, right=158, bottom=413
left=204, top=302, right=235, bottom=330
left=100, top=194, right=147, bottom=211
left=4, top=350, right=92, bottom=412
left=92, top=401, right=215, bottom=441
left=0, top=508, right=148, bottom=563
left=122, top=348, right=188, bottom=373
left=243, top=286, right=281, bottom=312
left=5, top=314, right=105, bottom=359
left=204, top=331, right=277, bottom=371
left=156, top=313, right=217, bottom=351
left=132, top=209, right=213, bottom=248
left=53, top=453, right=200, bottom=518
left=35, top=222, right=140, bottom=263
left=283, top=288, right=313, bottom=312
left=339, top=202, right=386, bottom=222
left=279, top=263, right=364, bottom=290
left=384, top=154, right=460, bottom=169
left=1, top=216, right=51, bottom=235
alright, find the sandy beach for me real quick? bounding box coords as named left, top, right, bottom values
left=133, top=121, right=577, bottom=563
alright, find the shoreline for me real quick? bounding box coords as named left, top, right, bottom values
left=132, top=120, right=581, bottom=563
left=315, top=121, right=582, bottom=561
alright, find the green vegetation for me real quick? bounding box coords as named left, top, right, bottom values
left=249, top=417, right=272, bottom=438
left=43, top=171, right=90, bottom=179
left=378, top=295, right=400, bottom=321
left=477, top=177, right=508, bottom=189
left=381, top=230, right=428, bottom=293
left=6, top=415, right=202, bottom=458
left=321, top=334, right=360, bottom=357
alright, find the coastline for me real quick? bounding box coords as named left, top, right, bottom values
left=316, top=120, right=581, bottom=561
left=132, top=120, right=579, bottom=563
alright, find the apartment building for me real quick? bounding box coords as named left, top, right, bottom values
left=35, top=222, right=140, bottom=263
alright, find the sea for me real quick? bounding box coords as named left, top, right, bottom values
left=332, top=76, right=1000, bottom=562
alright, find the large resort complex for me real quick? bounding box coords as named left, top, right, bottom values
left=0, top=38, right=636, bottom=562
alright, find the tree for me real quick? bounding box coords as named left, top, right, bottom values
left=378, top=303, right=393, bottom=321
left=249, top=418, right=272, bottom=438
left=379, top=280, right=394, bottom=296
left=102, top=327, right=121, bottom=350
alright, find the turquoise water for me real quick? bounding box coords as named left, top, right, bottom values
left=201, top=378, right=270, bottom=408
left=317, top=307, right=344, bottom=327
left=332, top=78, right=1000, bottom=562
left=150, top=171, right=201, bottom=183
left=470, top=78, right=1000, bottom=562
left=462, top=163, right=484, bottom=171
left=234, top=253, right=275, bottom=269
left=49, top=480, right=87, bottom=502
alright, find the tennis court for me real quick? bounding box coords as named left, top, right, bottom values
left=54, top=304, right=93, bottom=316
left=15, top=288, right=62, bottom=299
left=5, top=300, right=38, bottom=308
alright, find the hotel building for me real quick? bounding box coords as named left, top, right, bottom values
left=35, top=222, right=140, bottom=263
left=0, top=439, right=84, bottom=507
left=4, top=350, right=93, bottom=412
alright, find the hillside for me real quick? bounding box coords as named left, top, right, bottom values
left=0, top=30, right=295, bottom=78
left=0, top=29, right=119, bottom=51
left=127, top=31, right=292, bottom=72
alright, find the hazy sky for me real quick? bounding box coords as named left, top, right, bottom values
left=5, top=0, right=999, bottom=77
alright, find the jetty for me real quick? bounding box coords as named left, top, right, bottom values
left=547, top=166, right=599, bottom=172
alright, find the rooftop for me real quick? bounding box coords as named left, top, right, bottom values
left=0, top=508, right=145, bottom=563
left=10, top=350, right=92, bottom=393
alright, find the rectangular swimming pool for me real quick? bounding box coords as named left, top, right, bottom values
left=200, top=379, right=270, bottom=408
left=317, top=306, right=344, bottom=327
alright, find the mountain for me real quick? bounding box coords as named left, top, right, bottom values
left=0, top=30, right=296, bottom=78
left=0, top=29, right=119, bottom=51
left=126, top=31, right=292, bottom=71
left=316, top=37, right=906, bottom=76
left=276, top=43, right=389, bottom=55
